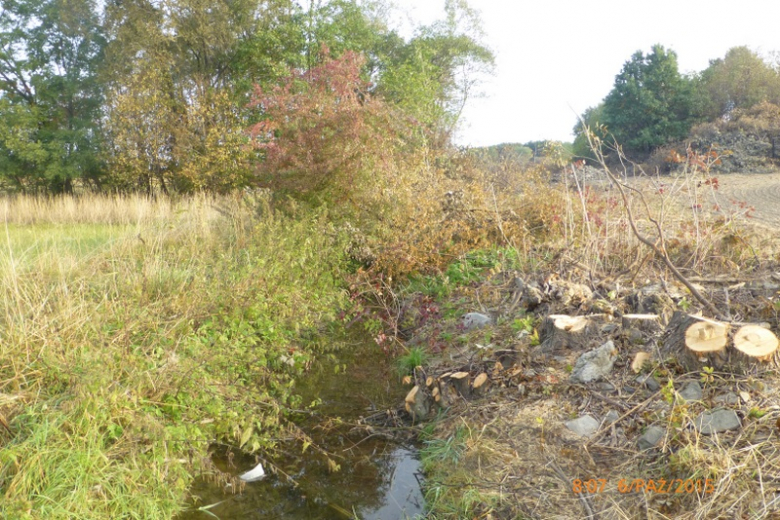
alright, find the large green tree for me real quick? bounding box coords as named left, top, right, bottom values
left=0, top=0, right=106, bottom=192
left=602, top=45, right=698, bottom=153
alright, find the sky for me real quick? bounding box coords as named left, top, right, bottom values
left=391, top=0, right=780, bottom=147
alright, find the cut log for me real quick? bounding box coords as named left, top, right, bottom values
left=404, top=385, right=430, bottom=420
left=622, top=314, right=662, bottom=334
left=538, top=314, right=608, bottom=353
left=730, top=325, right=780, bottom=373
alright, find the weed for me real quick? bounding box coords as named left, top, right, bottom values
left=396, top=347, right=429, bottom=376
left=511, top=315, right=535, bottom=334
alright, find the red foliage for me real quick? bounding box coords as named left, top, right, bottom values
left=247, top=49, right=398, bottom=199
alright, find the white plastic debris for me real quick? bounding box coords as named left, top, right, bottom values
left=239, top=463, right=266, bottom=482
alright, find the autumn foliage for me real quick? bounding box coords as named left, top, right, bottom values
left=248, top=50, right=406, bottom=206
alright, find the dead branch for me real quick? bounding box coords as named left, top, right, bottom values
left=583, top=128, right=726, bottom=321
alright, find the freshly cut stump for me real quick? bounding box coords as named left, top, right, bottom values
left=472, top=372, right=489, bottom=396
left=663, top=312, right=729, bottom=372
left=538, top=314, right=599, bottom=353
left=731, top=325, right=780, bottom=374
left=449, top=372, right=471, bottom=398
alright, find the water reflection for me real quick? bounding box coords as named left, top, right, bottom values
left=181, top=342, right=425, bottom=519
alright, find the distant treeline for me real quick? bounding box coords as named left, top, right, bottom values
left=574, top=45, right=780, bottom=160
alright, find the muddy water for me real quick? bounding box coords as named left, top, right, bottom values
left=181, top=341, right=424, bottom=519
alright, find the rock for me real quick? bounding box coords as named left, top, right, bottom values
left=636, top=374, right=661, bottom=392
left=596, top=382, right=615, bottom=392
left=637, top=426, right=665, bottom=450
left=565, top=415, right=600, bottom=437
left=461, top=312, right=492, bottom=331
left=694, top=409, right=741, bottom=434
left=679, top=382, right=703, bottom=402
left=605, top=410, right=620, bottom=425
left=601, top=323, right=619, bottom=334
left=570, top=340, right=619, bottom=383
left=714, top=393, right=740, bottom=406
left=625, top=328, right=645, bottom=345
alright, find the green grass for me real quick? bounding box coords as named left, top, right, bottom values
left=0, top=195, right=354, bottom=519
left=396, top=346, right=429, bottom=376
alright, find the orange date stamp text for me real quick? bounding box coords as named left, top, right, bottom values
left=572, top=478, right=714, bottom=494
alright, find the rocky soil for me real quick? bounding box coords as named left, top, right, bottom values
left=397, top=246, right=780, bottom=519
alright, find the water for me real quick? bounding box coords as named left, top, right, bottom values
left=181, top=340, right=425, bottom=519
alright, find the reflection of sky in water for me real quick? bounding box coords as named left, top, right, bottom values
left=360, top=448, right=424, bottom=520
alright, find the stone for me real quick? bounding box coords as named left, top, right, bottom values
left=461, top=312, right=492, bottom=331
left=565, top=415, right=600, bottom=437
left=693, top=409, right=741, bottom=435
left=636, top=374, right=661, bottom=392
left=605, top=410, right=620, bottom=425
left=714, top=393, right=740, bottom=406
left=601, top=323, right=619, bottom=334
left=637, top=426, right=665, bottom=450
left=570, top=340, right=618, bottom=384
left=679, top=382, right=703, bottom=402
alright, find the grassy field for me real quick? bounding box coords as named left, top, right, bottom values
left=0, top=193, right=353, bottom=519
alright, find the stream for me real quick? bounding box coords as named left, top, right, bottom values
left=181, top=339, right=425, bottom=519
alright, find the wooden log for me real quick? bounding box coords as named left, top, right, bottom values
left=621, top=314, right=662, bottom=334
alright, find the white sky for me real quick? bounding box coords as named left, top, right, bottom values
left=391, top=0, right=780, bottom=147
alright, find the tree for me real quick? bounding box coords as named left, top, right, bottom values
left=375, top=0, right=494, bottom=146
left=247, top=50, right=408, bottom=207
left=572, top=103, right=605, bottom=160
left=695, top=46, right=780, bottom=120
left=602, top=45, right=698, bottom=154
left=0, top=0, right=106, bottom=192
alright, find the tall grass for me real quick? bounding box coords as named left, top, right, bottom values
left=0, top=193, right=351, bottom=519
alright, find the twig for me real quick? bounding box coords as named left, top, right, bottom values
left=549, top=460, right=599, bottom=519
left=584, top=128, right=726, bottom=321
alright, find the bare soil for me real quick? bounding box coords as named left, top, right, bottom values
left=712, top=172, right=780, bottom=227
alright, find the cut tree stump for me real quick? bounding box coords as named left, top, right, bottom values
left=622, top=314, right=662, bottom=334
left=665, top=314, right=780, bottom=374
left=731, top=325, right=780, bottom=373
left=472, top=373, right=489, bottom=396
left=538, top=314, right=608, bottom=353
left=449, top=372, right=471, bottom=398
left=663, top=312, right=729, bottom=372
